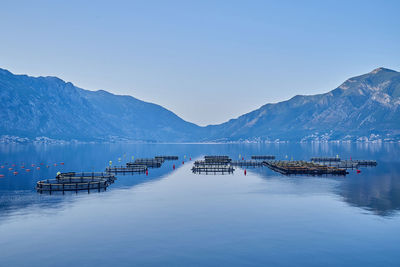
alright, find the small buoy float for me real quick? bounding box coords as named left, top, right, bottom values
left=54, top=163, right=57, bottom=166
left=0, top=166, right=4, bottom=168
left=0, top=174, right=4, bottom=178
left=244, top=169, right=247, bottom=175
left=242, top=157, right=244, bottom=160
left=146, top=170, right=148, bottom=176
left=26, top=169, right=31, bottom=172
left=36, top=167, right=40, bottom=170
left=356, top=169, right=361, bottom=174
left=46, top=165, right=50, bottom=168
left=182, top=161, right=184, bottom=165
left=40, top=163, right=44, bottom=165
left=31, top=164, right=35, bottom=167
left=8, top=168, right=13, bottom=171
left=12, top=164, right=16, bottom=167
left=173, top=164, right=175, bottom=170
left=60, top=162, right=64, bottom=165
left=13, top=171, right=18, bottom=175
left=21, top=166, right=25, bottom=169
left=189, top=157, right=191, bottom=161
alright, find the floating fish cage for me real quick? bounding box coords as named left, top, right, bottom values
left=36, top=177, right=113, bottom=192
left=106, top=165, right=147, bottom=173
left=230, top=160, right=264, bottom=167
left=192, top=166, right=235, bottom=174
left=56, top=172, right=115, bottom=180
left=251, top=155, right=276, bottom=160
left=311, top=157, right=341, bottom=162
left=194, top=160, right=230, bottom=166
left=155, top=156, right=178, bottom=161
left=204, top=156, right=232, bottom=164
left=351, top=160, right=377, bottom=166
left=264, top=161, right=348, bottom=176
left=129, top=158, right=163, bottom=168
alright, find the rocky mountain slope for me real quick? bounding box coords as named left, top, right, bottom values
left=0, top=68, right=200, bottom=142
left=204, top=67, right=400, bottom=142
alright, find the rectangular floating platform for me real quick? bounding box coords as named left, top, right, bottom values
left=155, top=156, right=178, bottom=160
left=350, top=160, right=377, bottom=166
left=106, top=166, right=147, bottom=173
left=192, top=166, right=235, bottom=174
left=230, top=160, right=264, bottom=167
left=128, top=160, right=162, bottom=168
left=311, top=157, right=341, bottom=162
left=194, top=160, right=230, bottom=166
left=264, top=161, right=348, bottom=176
left=251, top=155, right=276, bottom=160
left=204, top=156, right=232, bottom=163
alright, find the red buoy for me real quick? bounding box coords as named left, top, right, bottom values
left=0, top=166, right=4, bottom=168
left=146, top=170, right=148, bottom=176
left=12, top=164, right=16, bottom=167
left=182, top=161, right=184, bottom=165
left=0, top=174, right=4, bottom=178
left=8, top=168, right=12, bottom=171
left=356, top=169, right=361, bottom=174
left=242, top=157, right=244, bottom=160
left=244, top=169, right=247, bottom=175
left=21, top=166, right=25, bottom=169
left=31, top=164, right=35, bottom=167
left=54, top=163, right=57, bottom=166
left=26, top=169, right=31, bottom=172
left=173, top=164, right=175, bottom=170
left=189, top=157, right=191, bottom=161
left=60, top=162, right=64, bottom=165
left=13, top=171, right=18, bottom=175
left=36, top=167, right=40, bottom=170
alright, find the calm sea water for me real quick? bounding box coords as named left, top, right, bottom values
left=0, top=143, right=399, bottom=266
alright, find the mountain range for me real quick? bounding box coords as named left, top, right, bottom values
left=0, top=67, right=399, bottom=143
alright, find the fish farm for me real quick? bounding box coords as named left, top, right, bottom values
left=36, top=156, right=179, bottom=193
left=36, top=172, right=116, bottom=193
left=251, top=155, right=276, bottom=160
left=35, top=153, right=378, bottom=193
left=263, top=161, right=348, bottom=176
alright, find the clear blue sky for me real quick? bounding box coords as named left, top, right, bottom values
left=1, top=0, right=399, bottom=125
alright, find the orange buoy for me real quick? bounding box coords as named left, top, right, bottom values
left=8, top=168, right=13, bottom=171
left=60, top=162, right=64, bottom=165
left=26, top=169, right=31, bottom=172
left=244, top=169, right=247, bottom=175
left=0, top=174, right=4, bottom=178
left=173, top=164, right=175, bottom=170
left=13, top=171, right=18, bottom=175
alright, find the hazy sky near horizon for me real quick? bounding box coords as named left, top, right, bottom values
left=1, top=0, right=399, bottom=125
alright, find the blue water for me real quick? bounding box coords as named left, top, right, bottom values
left=0, top=143, right=399, bottom=266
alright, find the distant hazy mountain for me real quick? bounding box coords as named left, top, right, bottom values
left=0, top=68, right=200, bottom=142
left=1, top=67, right=399, bottom=143
left=204, top=67, right=400, bottom=142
